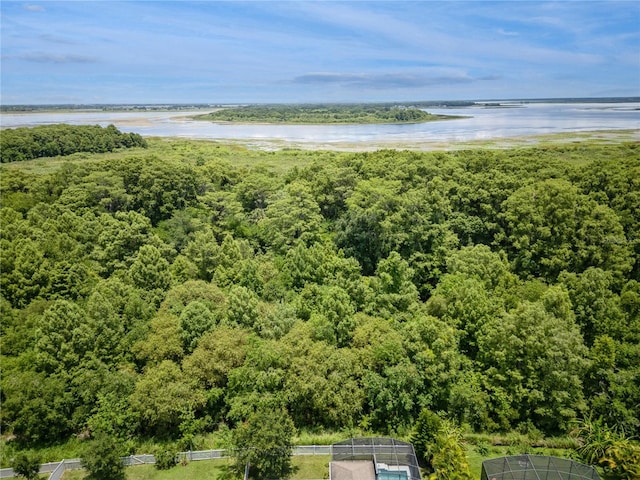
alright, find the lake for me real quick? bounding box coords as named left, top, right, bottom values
left=1, top=102, right=638, bottom=149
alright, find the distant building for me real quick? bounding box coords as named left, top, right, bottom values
left=329, top=438, right=421, bottom=480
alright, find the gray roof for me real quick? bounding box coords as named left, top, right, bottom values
left=330, top=461, right=377, bottom=480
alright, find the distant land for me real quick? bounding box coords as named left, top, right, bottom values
left=192, top=105, right=461, bottom=125
left=1, top=97, right=638, bottom=113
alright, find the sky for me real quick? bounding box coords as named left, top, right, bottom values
left=1, top=1, right=639, bottom=104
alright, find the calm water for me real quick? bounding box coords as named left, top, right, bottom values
left=1, top=102, right=638, bottom=147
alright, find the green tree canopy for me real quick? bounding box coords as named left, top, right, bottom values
left=500, top=179, right=632, bottom=282
left=476, top=287, right=589, bottom=433
left=232, top=407, right=296, bottom=480
left=129, top=360, right=205, bottom=437
left=81, top=432, right=126, bottom=480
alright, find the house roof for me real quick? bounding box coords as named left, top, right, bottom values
left=330, top=461, right=376, bottom=480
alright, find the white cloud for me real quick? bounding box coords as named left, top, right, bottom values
left=40, top=34, right=77, bottom=45
left=293, top=71, right=500, bottom=89
left=24, top=4, right=44, bottom=12
left=20, top=52, right=98, bottom=64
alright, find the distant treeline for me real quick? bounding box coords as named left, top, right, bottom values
left=0, top=124, right=147, bottom=162
left=195, top=104, right=455, bottom=124
left=3, top=97, right=638, bottom=113
left=0, top=104, right=217, bottom=112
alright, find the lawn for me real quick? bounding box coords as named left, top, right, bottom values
left=61, top=455, right=330, bottom=480
left=62, top=458, right=228, bottom=480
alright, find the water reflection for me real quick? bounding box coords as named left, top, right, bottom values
left=1, top=102, right=638, bottom=146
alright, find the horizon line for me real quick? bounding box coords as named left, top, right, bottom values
left=2, top=96, right=639, bottom=109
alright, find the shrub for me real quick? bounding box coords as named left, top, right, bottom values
left=11, top=452, right=41, bottom=480
left=475, top=442, right=490, bottom=456
left=155, top=447, right=178, bottom=470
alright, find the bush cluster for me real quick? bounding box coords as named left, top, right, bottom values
left=0, top=124, right=147, bottom=162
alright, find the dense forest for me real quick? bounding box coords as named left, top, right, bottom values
left=1, top=135, right=639, bottom=475
left=194, top=104, right=454, bottom=124
left=0, top=124, right=147, bottom=163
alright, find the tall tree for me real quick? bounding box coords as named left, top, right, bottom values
left=559, top=268, right=627, bottom=345
left=129, top=360, right=205, bottom=437
left=476, top=287, right=589, bottom=433
left=129, top=244, right=171, bottom=299
left=81, top=432, right=126, bottom=480
left=369, top=251, right=419, bottom=319
left=179, top=301, right=216, bottom=353
left=34, top=300, right=91, bottom=373
left=500, top=179, right=631, bottom=282
left=232, top=407, right=296, bottom=480
left=258, top=181, right=324, bottom=253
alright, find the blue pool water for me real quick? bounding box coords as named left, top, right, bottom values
left=378, top=470, right=409, bottom=480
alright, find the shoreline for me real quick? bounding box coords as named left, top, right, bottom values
left=155, top=129, right=640, bottom=152
left=2, top=104, right=638, bottom=151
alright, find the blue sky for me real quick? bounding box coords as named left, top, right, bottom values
left=1, top=1, right=639, bottom=104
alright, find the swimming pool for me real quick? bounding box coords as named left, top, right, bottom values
left=378, top=470, right=409, bottom=480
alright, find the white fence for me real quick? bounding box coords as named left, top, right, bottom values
left=45, top=460, right=67, bottom=480
left=0, top=446, right=332, bottom=479
left=0, top=459, right=84, bottom=480
left=122, top=454, right=156, bottom=466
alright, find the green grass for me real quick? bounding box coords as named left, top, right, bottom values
left=0, top=137, right=329, bottom=175
left=291, top=455, right=330, bottom=479
left=466, top=445, right=486, bottom=478
left=60, top=455, right=330, bottom=480
left=0, top=437, right=86, bottom=468
left=62, top=459, right=229, bottom=480
left=294, top=430, right=363, bottom=446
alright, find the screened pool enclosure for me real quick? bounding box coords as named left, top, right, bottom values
left=481, top=455, right=600, bottom=480
left=330, top=437, right=422, bottom=480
